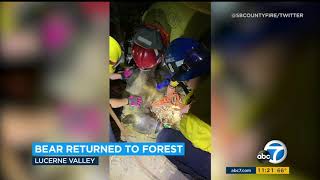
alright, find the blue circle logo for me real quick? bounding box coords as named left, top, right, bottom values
left=264, top=140, right=287, bottom=164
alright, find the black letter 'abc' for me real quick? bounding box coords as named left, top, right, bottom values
left=257, top=150, right=270, bottom=163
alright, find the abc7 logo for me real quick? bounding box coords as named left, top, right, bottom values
left=257, top=140, right=287, bottom=164
left=257, top=150, right=271, bottom=163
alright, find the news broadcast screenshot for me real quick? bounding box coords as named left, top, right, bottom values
left=0, top=2, right=319, bottom=180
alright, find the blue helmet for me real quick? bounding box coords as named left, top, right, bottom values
left=165, top=38, right=210, bottom=81
left=165, top=38, right=200, bottom=63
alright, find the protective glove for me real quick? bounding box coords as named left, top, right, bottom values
left=156, top=79, right=170, bottom=91
left=128, top=95, right=143, bottom=108
left=121, top=68, right=134, bottom=79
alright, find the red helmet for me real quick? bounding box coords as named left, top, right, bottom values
left=132, top=43, right=162, bottom=70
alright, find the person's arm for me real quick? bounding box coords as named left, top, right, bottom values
left=109, top=68, right=134, bottom=80
left=180, top=113, right=212, bottom=153
left=109, top=73, right=123, bottom=80
left=110, top=95, right=143, bottom=108
left=110, top=98, right=128, bottom=108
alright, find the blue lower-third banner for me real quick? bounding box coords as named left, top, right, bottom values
left=226, top=167, right=256, bottom=174
left=32, top=142, right=185, bottom=156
